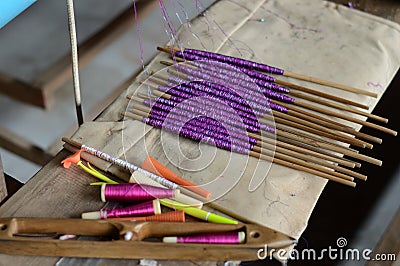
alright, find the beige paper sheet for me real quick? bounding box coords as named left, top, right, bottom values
left=71, top=0, right=400, bottom=261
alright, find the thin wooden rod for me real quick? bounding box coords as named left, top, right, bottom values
left=283, top=70, right=378, bottom=98
left=288, top=100, right=397, bottom=136
left=271, top=111, right=373, bottom=149
left=67, top=0, right=84, bottom=126
left=249, top=132, right=356, bottom=168
left=276, top=135, right=361, bottom=168
left=274, top=123, right=359, bottom=153
left=276, top=129, right=381, bottom=166
left=289, top=90, right=388, bottom=123
left=286, top=108, right=382, bottom=144
left=274, top=79, right=369, bottom=110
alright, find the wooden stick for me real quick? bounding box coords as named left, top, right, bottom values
left=249, top=132, right=356, bottom=168
left=124, top=111, right=356, bottom=187
left=285, top=108, right=382, bottom=144
left=283, top=70, right=378, bottom=98
left=289, top=90, right=388, bottom=123
left=274, top=79, right=369, bottom=110
left=276, top=135, right=362, bottom=168
left=274, top=123, right=359, bottom=153
left=276, top=129, right=381, bottom=166
left=288, top=100, right=397, bottom=136
left=271, top=111, right=373, bottom=149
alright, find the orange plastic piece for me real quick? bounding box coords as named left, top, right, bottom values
left=107, top=210, right=185, bottom=222
left=61, top=149, right=82, bottom=168
left=142, top=156, right=211, bottom=199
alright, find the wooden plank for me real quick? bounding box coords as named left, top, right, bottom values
left=0, top=153, right=7, bottom=202
left=0, top=126, right=53, bottom=166
left=367, top=208, right=400, bottom=266
left=0, top=150, right=105, bottom=265
left=33, top=0, right=159, bottom=93
left=0, top=0, right=158, bottom=109
left=0, top=73, right=46, bottom=108
left=47, top=68, right=141, bottom=155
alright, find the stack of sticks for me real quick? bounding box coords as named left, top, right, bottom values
left=122, top=46, right=397, bottom=187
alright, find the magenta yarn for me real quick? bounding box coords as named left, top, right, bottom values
left=101, top=200, right=156, bottom=218
left=140, top=116, right=251, bottom=155
left=171, top=64, right=294, bottom=105
left=103, top=183, right=175, bottom=202
left=189, top=60, right=290, bottom=94
left=146, top=109, right=258, bottom=149
left=173, top=232, right=243, bottom=244
left=143, top=97, right=275, bottom=134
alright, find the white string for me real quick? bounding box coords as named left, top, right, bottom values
left=66, top=0, right=84, bottom=126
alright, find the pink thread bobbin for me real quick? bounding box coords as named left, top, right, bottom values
left=163, top=231, right=245, bottom=244
left=100, top=183, right=179, bottom=203
left=82, top=199, right=161, bottom=219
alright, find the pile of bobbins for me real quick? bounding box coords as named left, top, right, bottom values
left=122, top=46, right=397, bottom=187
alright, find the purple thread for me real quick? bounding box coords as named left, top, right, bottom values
left=176, top=49, right=284, bottom=75
left=153, top=114, right=254, bottom=153
left=141, top=116, right=251, bottom=155
left=147, top=107, right=258, bottom=146
left=174, top=232, right=242, bottom=244
left=170, top=66, right=271, bottom=113
left=157, top=87, right=269, bottom=132
left=159, top=82, right=263, bottom=127
left=101, top=200, right=156, bottom=218
left=103, top=183, right=175, bottom=202
left=166, top=75, right=270, bottom=116
left=190, top=61, right=290, bottom=94
left=143, top=97, right=275, bottom=134
left=171, top=64, right=294, bottom=104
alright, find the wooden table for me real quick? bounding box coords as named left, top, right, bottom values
left=0, top=154, right=7, bottom=203
left=0, top=1, right=399, bottom=265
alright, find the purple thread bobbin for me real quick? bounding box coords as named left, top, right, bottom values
left=101, top=200, right=157, bottom=219
left=103, top=183, right=176, bottom=203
